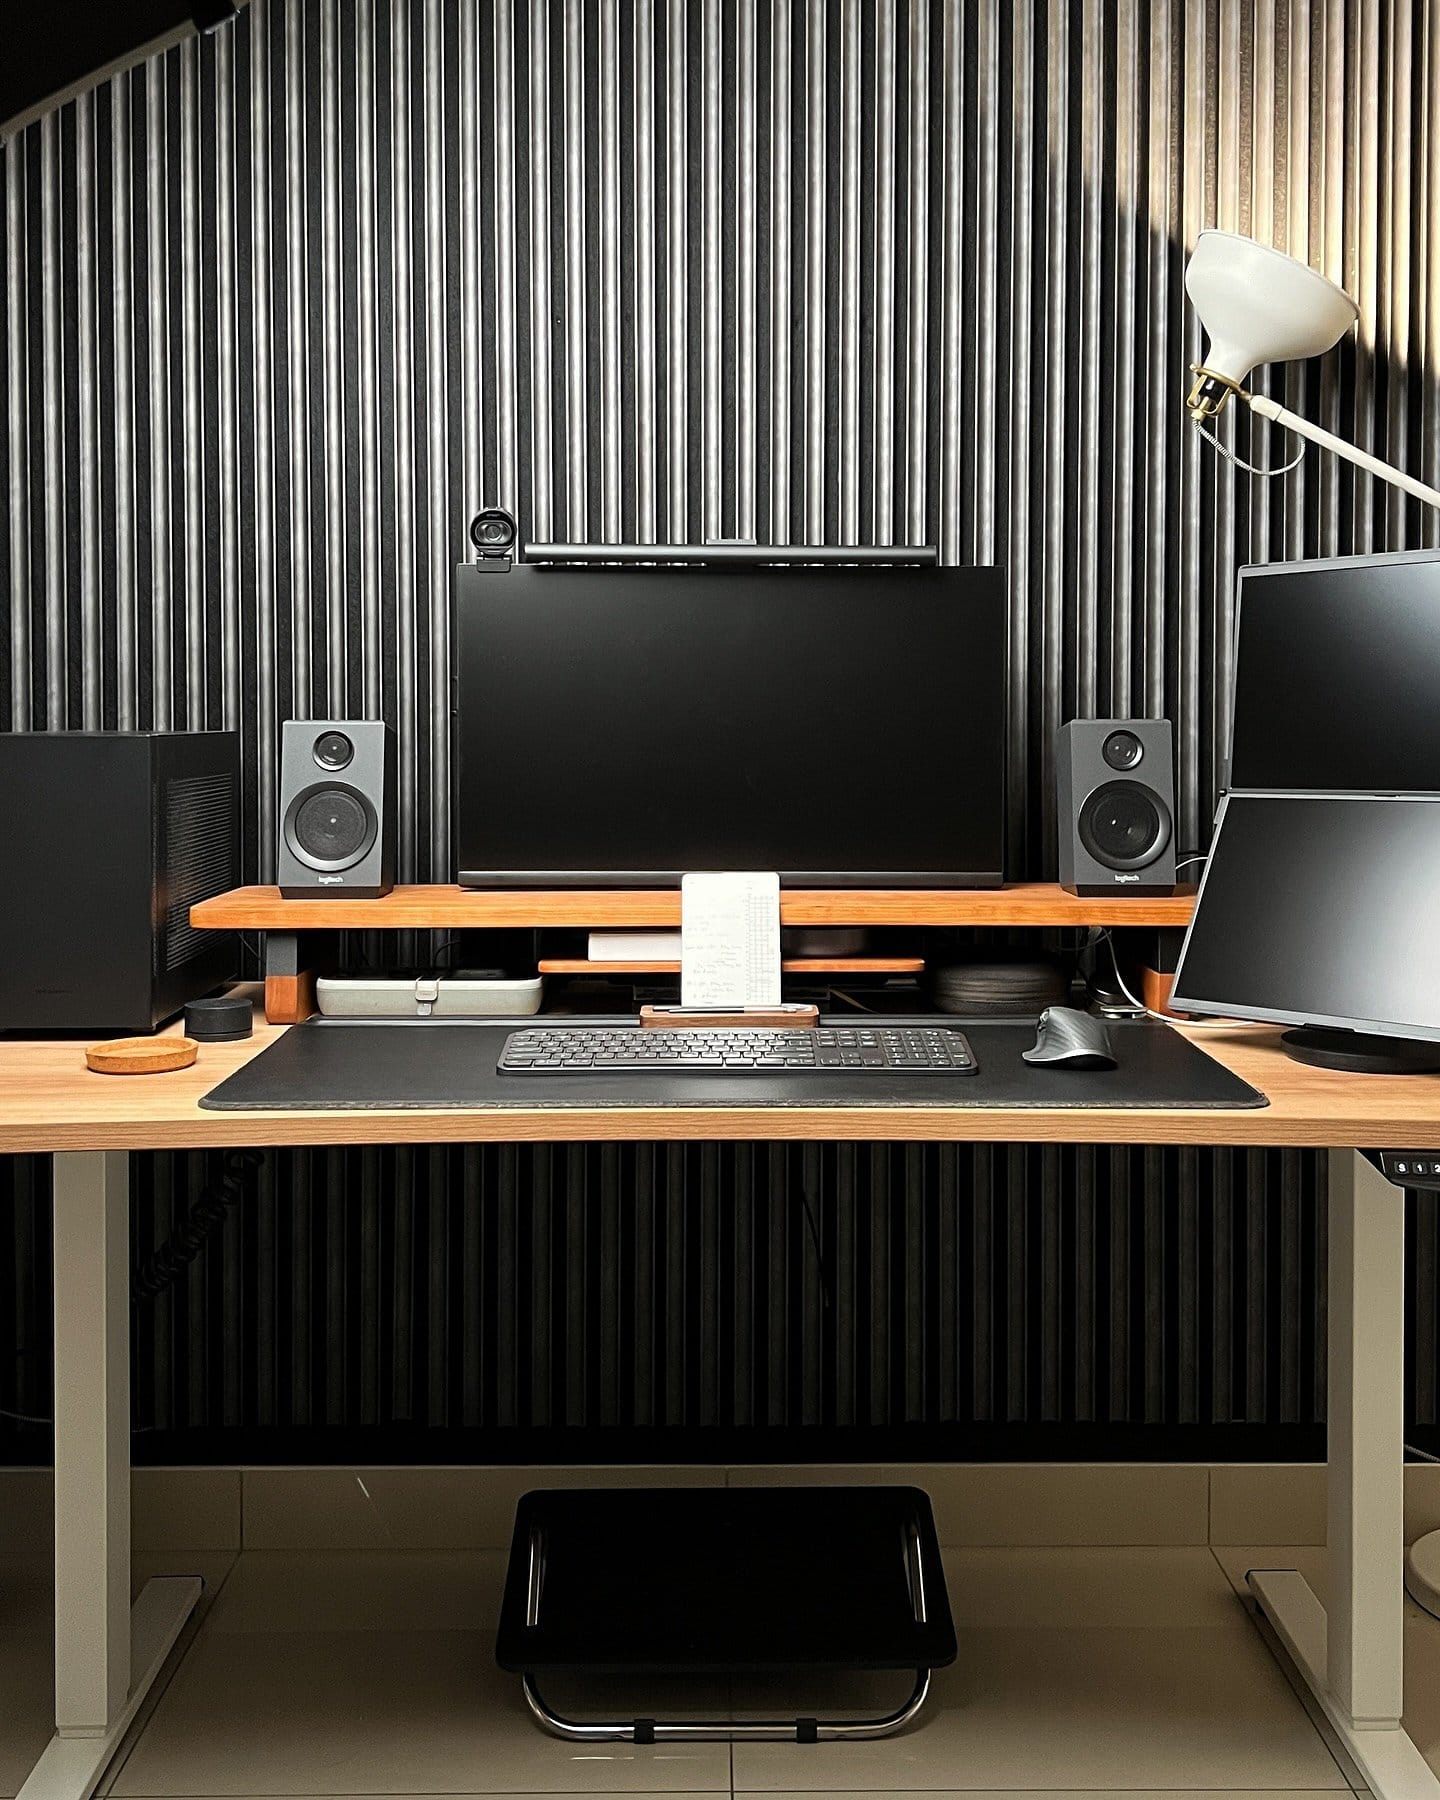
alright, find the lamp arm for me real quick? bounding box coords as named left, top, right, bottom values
left=1246, top=391, right=1440, bottom=513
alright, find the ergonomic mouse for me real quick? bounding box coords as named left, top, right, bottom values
left=1022, top=1006, right=1118, bottom=1070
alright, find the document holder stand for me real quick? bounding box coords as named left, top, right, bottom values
left=495, top=1485, right=956, bottom=1743
left=638, top=1003, right=819, bottom=1028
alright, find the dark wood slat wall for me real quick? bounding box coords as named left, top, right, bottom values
left=3, top=0, right=1439, bottom=1456
left=2, top=1142, right=1343, bottom=1450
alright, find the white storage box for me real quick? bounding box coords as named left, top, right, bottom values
left=315, top=975, right=544, bottom=1019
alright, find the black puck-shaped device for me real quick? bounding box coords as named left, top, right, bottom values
left=184, top=994, right=254, bottom=1043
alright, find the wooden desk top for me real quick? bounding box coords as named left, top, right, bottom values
left=4, top=996, right=1440, bottom=1152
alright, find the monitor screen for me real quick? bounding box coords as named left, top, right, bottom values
left=1229, top=550, right=1440, bottom=792
left=1170, top=792, right=1440, bottom=1040
left=453, top=562, right=1007, bottom=887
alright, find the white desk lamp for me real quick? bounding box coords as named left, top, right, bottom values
left=1188, top=227, right=1440, bottom=1623
left=1185, top=228, right=1440, bottom=512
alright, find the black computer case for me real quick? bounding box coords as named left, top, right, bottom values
left=0, top=731, right=240, bottom=1034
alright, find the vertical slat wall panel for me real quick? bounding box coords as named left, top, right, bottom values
left=3, top=0, right=1440, bottom=1449
left=0, top=1144, right=1341, bottom=1437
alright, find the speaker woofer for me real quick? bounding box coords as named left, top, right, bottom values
left=1078, top=780, right=1172, bottom=871
left=284, top=784, right=378, bottom=871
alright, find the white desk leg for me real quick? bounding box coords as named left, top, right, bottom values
left=1327, top=1144, right=1405, bottom=1722
left=1249, top=1147, right=1439, bottom=1800
left=17, top=1152, right=201, bottom=1800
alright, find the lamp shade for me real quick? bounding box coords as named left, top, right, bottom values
left=1185, top=230, right=1358, bottom=386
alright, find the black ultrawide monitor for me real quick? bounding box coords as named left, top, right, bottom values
left=1171, top=793, right=1440, bottom=1044
left=1228, top=549, right=1440, bottom=792
left=453, top=561, right=1007, bottom=887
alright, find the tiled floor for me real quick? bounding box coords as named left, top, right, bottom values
left=9, top=1540, right=1440, bottom=1798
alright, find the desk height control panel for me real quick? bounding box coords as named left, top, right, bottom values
left=1375, top=1151, right=1440, bottom=1189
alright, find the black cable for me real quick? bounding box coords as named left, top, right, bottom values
left=331, top=935, right=481, bottom=979
left=0, top=1405, right=52, bottom=1429
left=825, top=986, right=877, bottom=1013
left=232, top=933, right=266, bottom=984
left=797, top=1169, right=834, bottom=1312
left=131, top=1149, right=264, bottom=1306
left=3, top=1333, right=48, bottom=1432
left=3, top=1153, right=260, bottom=1429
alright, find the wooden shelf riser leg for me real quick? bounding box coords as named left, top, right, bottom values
left=263, top=932, right=319, bottom=1024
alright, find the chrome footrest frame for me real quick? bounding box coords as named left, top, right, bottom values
left=522, top=1665, right=932, bottom=1743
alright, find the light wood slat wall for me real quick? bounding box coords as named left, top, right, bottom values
left=1, top=1, right=1437, bottom=1450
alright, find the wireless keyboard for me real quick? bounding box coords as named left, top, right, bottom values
left=497, top=1025, right=978, bottom=1074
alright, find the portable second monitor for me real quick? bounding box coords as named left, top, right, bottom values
left=453, top=562, right=1007, bottom=888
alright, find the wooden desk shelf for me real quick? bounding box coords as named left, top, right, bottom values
left=194, top=882, right=1198, bottom=932
left=537, top=956, right=927, bottom=976
left=192, top=884, right=1197, bottom=1023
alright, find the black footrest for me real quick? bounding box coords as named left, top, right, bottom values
left=496, top=1484, right=956, bottom=1676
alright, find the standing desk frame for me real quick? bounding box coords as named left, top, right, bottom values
left=2, top=1018, right=1437, bottom=1800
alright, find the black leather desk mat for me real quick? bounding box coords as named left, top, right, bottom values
left=200, top=1016, right=1267, bottom=1111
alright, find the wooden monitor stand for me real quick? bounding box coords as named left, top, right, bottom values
left=189, top=884, right=1199, bottom=1024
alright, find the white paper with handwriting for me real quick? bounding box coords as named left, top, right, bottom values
left=680, top=872, right=782, bottom=1010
